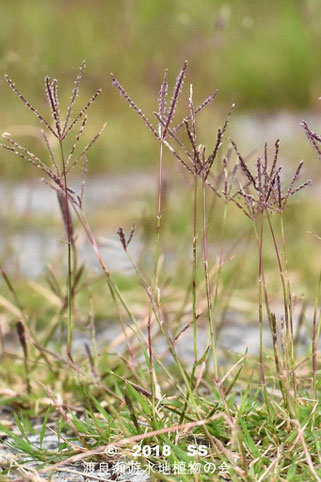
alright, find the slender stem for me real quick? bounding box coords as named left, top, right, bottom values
left=202, top=177, right=218, bottom=381
left=154, top=142, right=163, bottom=290
left=280, top=214, right=294, bottom=340
left=312, top=271, right=321, bottom=400
left=212, top=202, right=227, bottom=337
left=267, top=212, right=297, bottom=401
left=149, top=140, right=164, bottom=418
left=270, top=313, right=290, bottom=411
left=146, top=307, right=157, bottom=425
left=124, top=247, right=201, bottom=416
left=59, top=141, right=73, bottom=361
left=148, top=293, right=200, bottom=414
left=280, top=213, right=296, bottom=396
left=258, top=215, right=266, bottom=386
left=311, top=273, right=321, bottom=463
left=253, top=215, right=271, bottom=417
left=192, top=174, right=198, bottom=363
left=71, top=202, right=150, bottom=368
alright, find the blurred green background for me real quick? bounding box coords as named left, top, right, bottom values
left=0, top=0, right=321, bottom=177
left=0, top=0, right=321, bottom=302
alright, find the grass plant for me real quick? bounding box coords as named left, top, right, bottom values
left=0, top=63, right=320, bottom=481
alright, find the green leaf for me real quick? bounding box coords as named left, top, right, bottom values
left=126, top=384, right=151, bottom=417
left=13, top=412, right=29, bottom=441
left=238, top=418, right=260, bottom=457
left=40, top=406, right=52, bottom=449
left=163, top=437, right=192, bottom=464
left=91, top=396, right=110, bottom=423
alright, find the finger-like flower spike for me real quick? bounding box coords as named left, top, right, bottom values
left=228, top=139, right=311, bottom=218
left=111, top=62, right=231, bottom=189
left=1, top=62, right=105, bottom=227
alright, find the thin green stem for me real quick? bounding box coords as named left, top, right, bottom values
left=267, top=212, right=297, bottom=402
left=149, top=140, right=164, bottom=418
left=124, top=248, right=201, bottom=416
left=59, top=141, right=73, bottom=361
left=154, top=142, right=163, bottom=290
left=192, top=174, right=198, bottom=364
left=280, top=213, right=296, bottom=397
left=202, top=177, right=218, bottom=381
left=253, top=215, right=271, bottom=417
left=312, top=271, right=321, bottom=400
left=212, top=202, right=228, bottom=335
left=258, top=216, right=267, bottom=391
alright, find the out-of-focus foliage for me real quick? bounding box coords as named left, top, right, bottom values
left=0, top=0, right=320, bottom=177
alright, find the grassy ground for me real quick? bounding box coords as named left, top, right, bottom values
left=0, top=61, right=321, bottom=482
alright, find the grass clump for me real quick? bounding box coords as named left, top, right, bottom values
left=0, top=62, right=320, bottom=482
